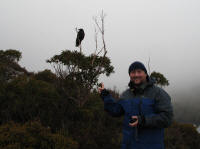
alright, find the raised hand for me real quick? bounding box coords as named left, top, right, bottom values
left=98, top=82, right=104, bottom=93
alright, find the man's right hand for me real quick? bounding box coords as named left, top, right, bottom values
left=98, top=82, right=104, bottom=93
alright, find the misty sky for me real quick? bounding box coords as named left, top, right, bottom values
left=1, top=0, right=200, bottom=99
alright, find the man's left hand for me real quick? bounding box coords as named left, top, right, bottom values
left=129, top=116, right=138, bottom=127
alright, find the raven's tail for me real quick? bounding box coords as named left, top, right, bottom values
left=76, top=38, right=80, bottom=47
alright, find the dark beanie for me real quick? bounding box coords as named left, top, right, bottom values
left=128, top=61, right=147, bottom=74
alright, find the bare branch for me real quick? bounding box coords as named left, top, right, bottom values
left=94, top=27, right=98, bottom=53
left=80, top=43, right=82, bottom=53
left=91, top=11, right=107, bottom=70
left=91, top=27, right=98, bottom=66
left=97, top=47, right=104, bottom=55
left=75, top=28, right=78, bottom=33
left=93, top=17, right=102, bottom=33
left=148, top=56, right=151, bottom=75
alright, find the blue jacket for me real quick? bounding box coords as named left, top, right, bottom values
left=100, top=78, right=173, bottom=149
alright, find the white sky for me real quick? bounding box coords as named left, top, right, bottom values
left=1, top=0, right=200, bottom=97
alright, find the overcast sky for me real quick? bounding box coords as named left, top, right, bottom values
left=1, top=0, right=200, bottom=98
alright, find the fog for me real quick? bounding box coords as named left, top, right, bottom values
left=1, top=0, right=200, bottom=102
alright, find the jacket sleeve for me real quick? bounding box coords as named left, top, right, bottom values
left=100, top=89, right=124, bottom=117
left=143, top=87, right=174, bottom=128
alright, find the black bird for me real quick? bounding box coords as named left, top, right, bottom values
left=76, top=28, right=85, bottom=47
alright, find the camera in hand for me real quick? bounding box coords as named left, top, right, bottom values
left=129, top=118, right=137, bottom=123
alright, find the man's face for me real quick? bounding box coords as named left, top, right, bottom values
left=129, top=69, right=147, bottom=85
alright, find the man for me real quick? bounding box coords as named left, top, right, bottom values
left=99, top=61, right=173, bottom=149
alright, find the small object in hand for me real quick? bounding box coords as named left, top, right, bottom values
left=129, top=118, right=137, bottom=123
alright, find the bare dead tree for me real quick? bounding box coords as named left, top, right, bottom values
left=91, top=11, right=108, bottom=71
left=91, top=27, right=98, bottom=66
left=148, top=56, right=151, bottom=75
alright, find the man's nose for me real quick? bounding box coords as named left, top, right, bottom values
left=134, top=72, right=140, bottom=76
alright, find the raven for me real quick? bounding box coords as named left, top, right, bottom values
left=76, top=28, right=85, bottom=47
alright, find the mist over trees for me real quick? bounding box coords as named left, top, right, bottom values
left=172, top=85, right=200, bottom=126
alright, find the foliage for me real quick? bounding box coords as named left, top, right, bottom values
left=165, top=121, right=200, bottom=149
left=0, top=49, right=31, bottom=82
left=150, top=71, right=169, bottom=87
left=34, top=69, right=57, bottom=84
left=0, top=120, right=78, bottom=149
left=0, top=75, right=63, bottom=129
left=0, top=49, right=22, bottom=63
left=47, top=50, right=114, bottom=107
left=0, top=74, right=123, bottom=149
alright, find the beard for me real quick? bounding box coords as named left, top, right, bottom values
left=130, top=77, right=145, bottom=86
